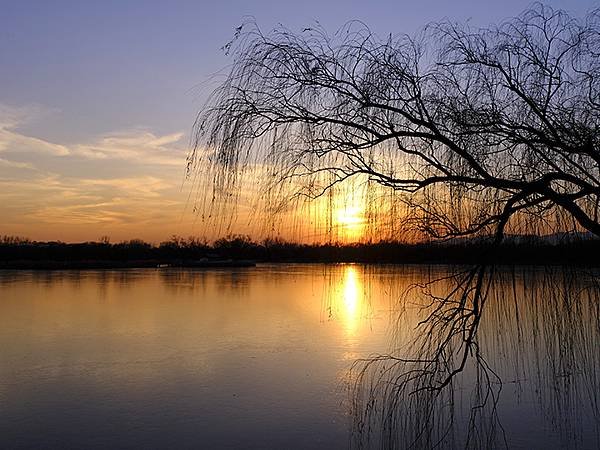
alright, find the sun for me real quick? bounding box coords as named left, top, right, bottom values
left=337, top=206, right=363, bottom=226
left=336, top=204, right=366, bottom=241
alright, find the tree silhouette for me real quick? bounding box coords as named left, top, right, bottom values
left=192, top=4, right=600, bottom=243
left=192, top=4, right=600, bottom=448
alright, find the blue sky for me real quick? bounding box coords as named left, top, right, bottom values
left=0, top=0, right=596, bottom=242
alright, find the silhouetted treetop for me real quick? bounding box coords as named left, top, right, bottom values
left=192, top=4, right=600, bottom=242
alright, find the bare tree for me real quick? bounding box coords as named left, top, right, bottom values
left=192, top=3, right=600, bottom=243
left=191, top=4, right=600, bottom=448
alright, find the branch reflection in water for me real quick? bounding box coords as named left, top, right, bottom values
left=1, top=265, right=598, bottom=448
left=347, top=265, right=600, bottom=449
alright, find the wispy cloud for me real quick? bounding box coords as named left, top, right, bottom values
left=73, top=129, right=186, bottom=166
left=0, top=173, right=183, bottom=228
left=0, top=103, right=188, bottom=166
left=0, top=102, right=196, bottom=241
left=0, top=104, right=70, bottom=156
left=0, top=158, right=36, bottom=170
left=77, top=175, right=174, bottom=198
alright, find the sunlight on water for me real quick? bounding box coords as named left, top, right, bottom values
left=341, top=265, right=362, bottom=337
left=0, top=265, right=598, bottom=449
left=0, top=265, right=391, bottom=450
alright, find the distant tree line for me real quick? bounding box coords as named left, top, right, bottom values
left=0, top=234, right=598, bottom=267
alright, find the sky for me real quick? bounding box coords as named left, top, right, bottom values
left=0, top=0, right=597, bottom=243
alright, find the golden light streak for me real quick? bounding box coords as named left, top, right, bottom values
left=340, top=265, right=362, bottom=336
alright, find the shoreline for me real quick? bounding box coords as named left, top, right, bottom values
left=1, top=258, right=599, bottom=270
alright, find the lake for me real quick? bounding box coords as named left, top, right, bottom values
left=1, top=264, right=599, bottom=449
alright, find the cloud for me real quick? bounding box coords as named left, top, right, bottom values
left=0, top=158, right=36, bottom=170
left=0, top=103, right=51, bottom=129
left=77, top=175, right=174, bottom=198
left=0, top=129, right=70, bottom=155
left=0, top=103, right=187, bottom=166
left=73, top=129, right=187, bottom=166
left=0, top=104, right=70, bottom=156
left=0, top=102, right=195, bottom=240
left=0, top=174, right=182, bottom=227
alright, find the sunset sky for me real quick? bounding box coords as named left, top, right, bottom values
left=1, top=0, right=595, bottom=243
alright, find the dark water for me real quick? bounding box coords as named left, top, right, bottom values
left=0, top=265, right=598, bottom=449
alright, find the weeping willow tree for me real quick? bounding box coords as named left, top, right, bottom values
left=191, top=3, right=600, bottom=243
left=191, top=3, right=600, bottom=448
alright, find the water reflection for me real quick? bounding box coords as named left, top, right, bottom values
left=351, top=266, right=600, bottom=450
left=0, top=265, right=390, bottom=450
left=341, top=266, right=361, bottom=336
left=0, top=266, right=599, bottom=449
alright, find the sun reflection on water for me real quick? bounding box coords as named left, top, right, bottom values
left=341, top=265, right=362, bottom=337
